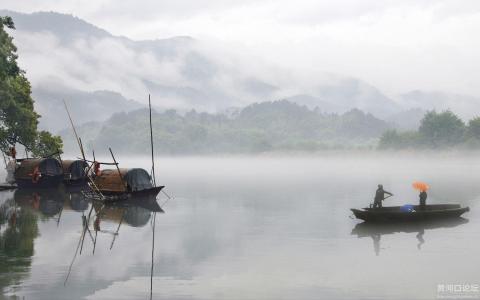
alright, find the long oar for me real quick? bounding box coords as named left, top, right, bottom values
left=382, top=195, right=393, bottom=202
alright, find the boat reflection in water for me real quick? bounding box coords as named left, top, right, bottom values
left=14, top=188, right=66, bottom=222
left=12, top=187, right=163, bottom=224
left=11, top=186, right=164, bottom=298
left=351, top=218, right=469, bottom=256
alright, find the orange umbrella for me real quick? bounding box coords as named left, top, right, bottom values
left=412, top=181, right=429, bottom=192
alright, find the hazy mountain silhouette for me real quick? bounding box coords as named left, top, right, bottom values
left=1, top=10, right=409, bottom=131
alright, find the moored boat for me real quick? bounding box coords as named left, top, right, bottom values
left=351, top=204, right=469, bottom=222
left=88, top=168, right=164, bottom=201
left=62, top=159, right=89, bottom=186
left=14, top=158, right=64, bottom=189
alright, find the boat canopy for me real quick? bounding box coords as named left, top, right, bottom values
left=62, top=160, right=88, bottom=180
left=14, top=158, right=63, bottom=179
left=94, top=168, right=153, bottom=193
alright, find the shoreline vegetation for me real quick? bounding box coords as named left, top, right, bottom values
left=60, top=100, right=479, bottom=155
left=59, top=100, right=389, bottom=155
left=379, top=110, right=480, bottom=150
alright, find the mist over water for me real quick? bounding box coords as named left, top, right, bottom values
left=1, top=154, right=480, bottom=299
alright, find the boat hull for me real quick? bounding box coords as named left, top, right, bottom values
left=351, top=204, right=469, bottom=222
left=86, top=186, right=165, bottom=202
left=16, top=175, right=64, bottom=189
left=64, top=178, right=88, bottom=187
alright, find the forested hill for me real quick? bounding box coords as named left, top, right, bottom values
left=60, top=100, right=391, bottom=154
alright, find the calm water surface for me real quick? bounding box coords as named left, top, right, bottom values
left=1, top=154, right=479, bottom=300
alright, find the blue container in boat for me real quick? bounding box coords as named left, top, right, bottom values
left=400, top=204, right=415, bottom=212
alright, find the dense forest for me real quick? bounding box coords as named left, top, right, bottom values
left=61, top=102, right=480, bottom=155
left=61, top=100, right=391, bottom=154
left=379, top=110, right=480, bottom=149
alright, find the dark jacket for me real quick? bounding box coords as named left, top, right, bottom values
left=419, top=191, right=427, bottom=205
left=374, top=188, right=392, bottom=202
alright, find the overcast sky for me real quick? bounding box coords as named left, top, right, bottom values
left=3, top=0, right=480, bottom=97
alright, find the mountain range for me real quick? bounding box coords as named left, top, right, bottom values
left=1, top=10, right=479, bottom=135
left=59, top=100, right=392, bottom=154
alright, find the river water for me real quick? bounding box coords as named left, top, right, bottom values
left=0, top=154, right=479, bottom=300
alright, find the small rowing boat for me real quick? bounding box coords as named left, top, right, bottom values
left=351, top=204, right=469, bottom=222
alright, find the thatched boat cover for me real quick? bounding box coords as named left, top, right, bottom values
left=14, top=158, right=63, bottom=179
left=94, top=168, right=153, bottom=193
left=62, top=160, right=89, bottom=180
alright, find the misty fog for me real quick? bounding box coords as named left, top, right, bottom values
left=2, top=2, right=480, bottom=299
left=1, top=154, right=479, bottom=299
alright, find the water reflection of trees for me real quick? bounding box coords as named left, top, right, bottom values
left=0, top=187, right=164, bottom=298
left=0, top=197, right=39, bottom=296
left=351, top=218, right=469, bottom=256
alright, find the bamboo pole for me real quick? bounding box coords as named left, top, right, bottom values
left=149, top=95, right=156, bottom=187
left=77, top=158, right=118, bottom=165
left=78, top=137, right=86, bottom=161
left=109, top=147, right=127, bottom=191
left=63, top=99, right=85, bottom=161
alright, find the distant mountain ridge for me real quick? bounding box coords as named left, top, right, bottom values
left=0, top=10, right=111, bottom=41
left=400, top=90, right=480, bottom=120
left=59, top=100, right=392, bottom=154
left=33, top=85, right=143, bottom=131
left=0, top=10, right=409, bottom=130
left=2, top=10, right=476, bottom=134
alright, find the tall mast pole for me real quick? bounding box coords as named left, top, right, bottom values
left=149, top=94, right=156, bottom=187
left=63, top=99, right=86, bottom=160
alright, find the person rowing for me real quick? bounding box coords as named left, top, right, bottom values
left=373, top=184, right=393, bottom=209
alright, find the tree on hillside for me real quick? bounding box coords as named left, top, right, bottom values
left=418, top=110, right=465, bottom=148
left=467, top=117, right=480, bottom=140
left=378, top=129, right=420, bottom=149
left=462, top=117, right=480, bottom=148
left=0, top=16, right=62, bottom=157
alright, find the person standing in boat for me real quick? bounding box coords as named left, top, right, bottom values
left=419, top=190, right=427, bottom=209
left=373, top=184, right=393, bottom=208
left=5, top=147, right=17, bottom=184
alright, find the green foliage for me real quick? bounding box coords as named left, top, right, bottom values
left=0, top=16, right=18, bottom=80
left=418, top=110, right=465, bottom=148
left=31, top=131, right=64, bottom=157
left=378, top=110, right=480, bottom=150
left=378, top=130, right=421, bottom=149
left=467, top=117, right=480, bottom=140
left=0, top=198, right=39, bottom=292
left=61, top=101, right=391, bottom=154
left=0, top=16, right=62, bottom=156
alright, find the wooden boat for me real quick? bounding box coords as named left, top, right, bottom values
left=63, top=97, right=165, bottom=203
left=351, top=204, right=469, bottom=222
left=14, top=158, right=64, bottom=189
left=62, top=159, right=89, bottom=186
left=89, top=168, right=164, bottom=201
